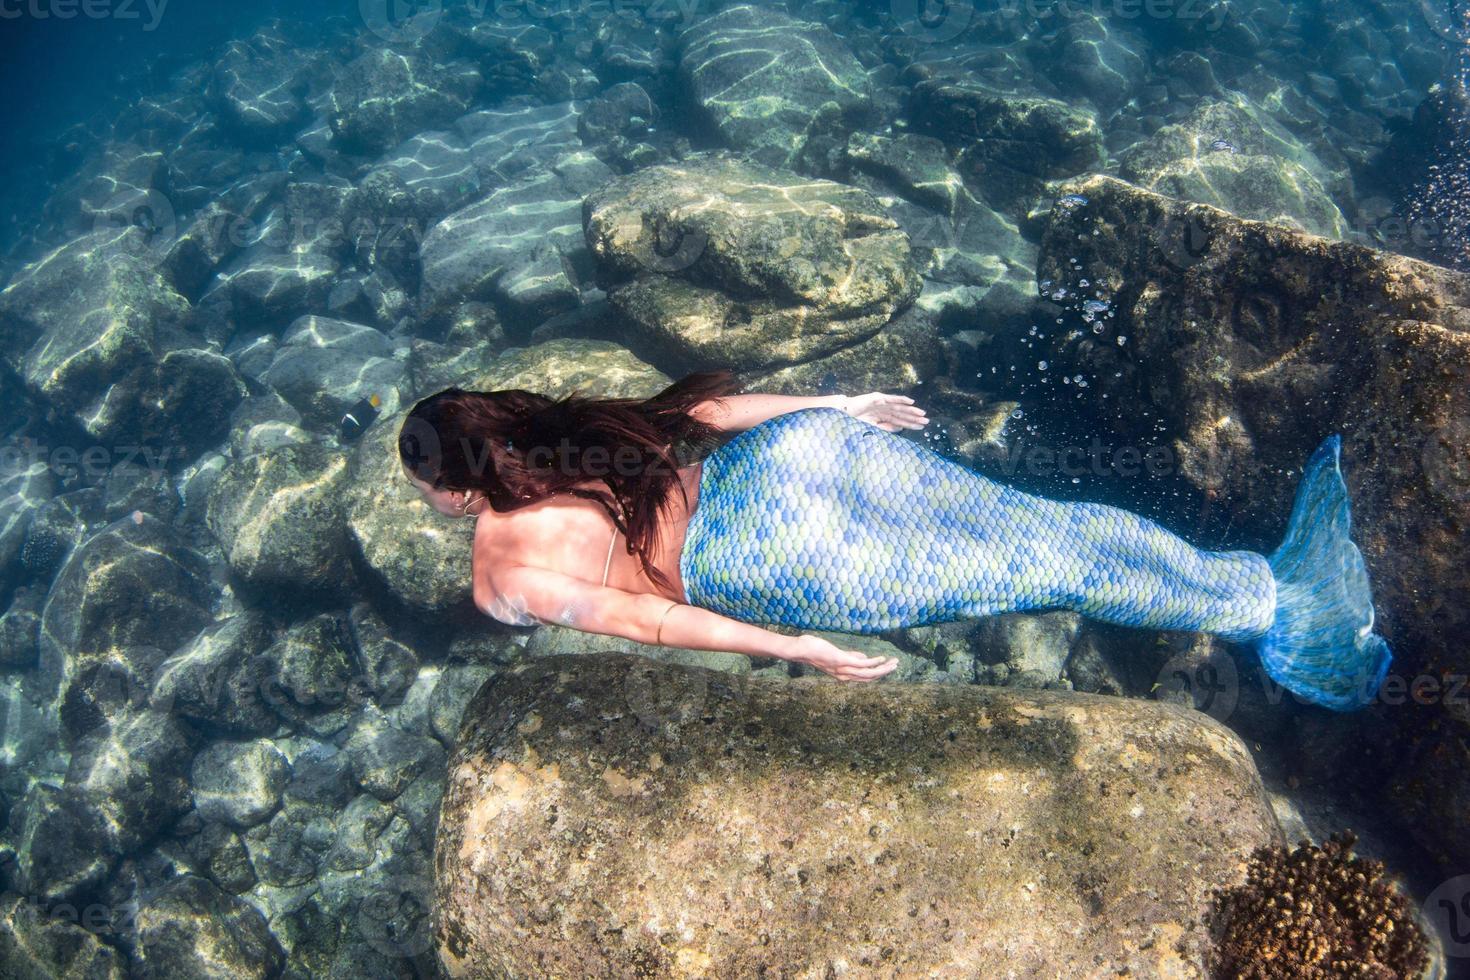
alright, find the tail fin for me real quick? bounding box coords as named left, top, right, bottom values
left=1256, top=436, right=1392, bottom=710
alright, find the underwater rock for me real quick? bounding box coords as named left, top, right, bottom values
left=525, top=622, right=752, bottom=675
left=373, top=130, right=480, bottom=222
left=255, top=316, right=403, bottom=431
left=678, top=5, right=873, bottom=170
left=436, top=654, right=1284, bottom=976
left=129, top=875, right=284, bottom=980
left=585, top=154, right=921, bottom=373
left=209, top=28, right=316, bottom=144
left=971, top=611, right=1082, bottom=688
left=842, top=131, right=964, bottom=215
left=91, top=347, right=247, bottom=460
left=418, top=155, right=611, bottom=327
left=452, top=99, right=586, bottom=189
left=577, top=81, right=658, bottom=150
left=906, top=80, right=1104, bottom=214
left=191, top=739, right=292, bottom=830
left=37, top=516, right=214, bottom=702
left=205, top=442, right=352, bottom=598
left=0, top=590, right=41, bottom=670
left=344, top=714, right=446, bottom=802
left=3, top=784, right=116, bottom=903
left=1038, top=174, right=1470, bottom=869
left=1118, top=100, right=1347, bottom=238
left=345, top=339, right=669, bottom=612
left=347, top=601, right=420, bottom=708
left=0, top=459, right=52, bottom=602
left=11, top=707, right=198, bottom=901
left=151, top=613, right=279, bottom=737
left=427, top=665, right=493, bottom=747
left=327, top=49, right=480, bottom=157
left=1042, top=13, right=1147, bottom=113
left=745, top=302, right=943, bottom=396
left=258, top=614, right=359, bottom=728
left=0, top=228, right=194, bottom=441
left=0, top=890, right=125, bottom=980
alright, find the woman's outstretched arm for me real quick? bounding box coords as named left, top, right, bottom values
left=484, top=565, right=898, bottom=681
left=689, top=391, right=928, bottom=434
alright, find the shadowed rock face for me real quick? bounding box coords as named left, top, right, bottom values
left=1036, top=174, right=1470, bottom=870
left=434, top=654, right=1283, bottom=977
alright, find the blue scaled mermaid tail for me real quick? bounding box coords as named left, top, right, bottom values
left=679, top=408, right=1392, bottom=711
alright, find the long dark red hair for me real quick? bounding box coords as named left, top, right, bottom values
left=399, top=369, right=742, bottom=593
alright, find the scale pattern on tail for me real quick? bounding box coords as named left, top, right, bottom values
left=680, top=408, right=1277, bottom=640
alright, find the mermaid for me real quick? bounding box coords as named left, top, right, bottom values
left=400, top=370, right=1391, bottom=710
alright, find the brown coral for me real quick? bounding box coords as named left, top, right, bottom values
left=1210, top=831, right=1429, bottom=979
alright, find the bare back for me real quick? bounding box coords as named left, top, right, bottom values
left=472, top=460, right=703, bottom=613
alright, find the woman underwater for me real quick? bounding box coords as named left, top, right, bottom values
left=400, top=370, right=1392, bottom=710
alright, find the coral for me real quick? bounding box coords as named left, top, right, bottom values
left=1210, top=831, right=1429, bottom=979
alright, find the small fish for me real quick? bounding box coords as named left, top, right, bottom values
left=1055, top=193, right=1089, bottom=210
left=1082, top=299, right=1110, bottom=315
left=1209, top=138, right=1238, bottom=154
left=340, top=394, right=383, bottom=443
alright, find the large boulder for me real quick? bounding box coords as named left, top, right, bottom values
left=1037, top=174, right=1470, bottom=871
left=345, top=339, right=670, bottom=612
left=584, top=154, right=922, bottom=374
left=0, top=890, right=125, bottom=979
left=678, top=5, right=873, bottom=170
left=435, top=654, right=1284, bottom=976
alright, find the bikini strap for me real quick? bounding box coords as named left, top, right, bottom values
left=602, top=527, right=617, bottom=587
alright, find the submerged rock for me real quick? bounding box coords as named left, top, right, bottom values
left=435, top=654, right=1283, bottom=976
left=327, top=50, right=480, bottom=156
left=1118, top=99, right=1347, bottom=237
left=906, top=80, right=1104, bottom=213
left=0, top=890, right=125, bottom=979
left=129, top=875, right=284, bottom=980
left=205, top=442, right=352, bottom=598
left=191, top=739, right=291, bottom=829
left=0, top=229, right=201, bottom=443
left=585, top=154, right=921, bottom=374
left=678, top=5, right=873, bottom=170
left=1038, top=174, right=1470, bottom=871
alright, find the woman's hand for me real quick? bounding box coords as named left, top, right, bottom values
left=784, top=634, right=901, bottom=682
left=841, top=393, right=929, bottom=432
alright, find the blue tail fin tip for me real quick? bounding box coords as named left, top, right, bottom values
left=1257, top=434, right=1392, bottom=711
